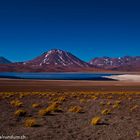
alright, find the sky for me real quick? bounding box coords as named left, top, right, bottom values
left=0, top=0, right=140, bottom=62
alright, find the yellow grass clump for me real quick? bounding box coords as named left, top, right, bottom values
left=101, top=109, right=111, bottom=115
left=107, top=95, right=112, bottom=99
left=80, top=99, right=86, bottom=103
left=51, top=97, right=58, bottom=102
left=112, top=104, right=120, bottom=109
left=47, top=102, right=62, bottom=112
left=136, top=131, right=140, bottom=137
left=91, top=116, right=101, bottom=125
left=68, top=106, right=83, bottom=113
left=3, top=94, right=13, bottom=99
left=115, top=100, right=121, bottom=105
left=91, top=95, right=97, bottom=100
left=112, top=101, right=121, bottom=109
left=19, top=93, right=27, bottom=99
left=14, top=109, right=26, bottom=117
left=50, top=102, right=60, bottom=108
left=38, top=102, right=62, bottom=116
left=58, top=96, right=66, bottom=101
left=47, top=106, right=60, bottom=112
left=128, top=97, right=132, bottom=101
left=130, top=105, right=139, bottom=112
left=99, top=101, right=104, bottom=106
left=106, top=101, right=111, bottom=106
left=32, top=103, right=40, bottom=108
left=24, top=118, right=37, bottom=127
left=38, top=108, right=51, bottom=116
left=10, top=100, right=23, bottom=107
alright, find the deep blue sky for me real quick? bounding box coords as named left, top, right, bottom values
left=0, top=0, right=140, bottom=62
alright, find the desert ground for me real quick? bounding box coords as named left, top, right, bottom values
left=0, top=79, right=140, bottom=140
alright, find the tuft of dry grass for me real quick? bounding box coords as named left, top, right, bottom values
left=38, top=108, right=51, bottom=116
left=136, top=131, right=140, bottom=137
left=106, top=101, right=111, bottom=106
left=112, top=104, right=120, bottom=109
left=19, top=93, right=26, bottom=99
left=24, top=118, right=37, bottom=127
left=3, top=94, right=13, bottom=99
left=91, top=116, right=101, bottom=125
left=14, top=109, right=26, bottom=117
left=112, top=101, right=121, bottom=109
left=130, top=105, right=139, bottom=112
left=10, top=100, right=23, bottom=107
left=91, top=95, right=97, bottom=100
left=107, top=95, right=112, bottom=99
left=99, top=101, right=104, bottom=106
left=101, top=109, right=111, bottom=115
left=38, top=102, right=62, bottom=116
left=68, top=106, right=83, bottom=113
left=115, top=100, right=121, bottom=104
left=58, top=96, right=66, bottom=101
left=80, top=99, right=86, bottom=103
left=47, top=102, right=62, bottom=113
left=128, top=97, right=132, bottom=101
left=32, top=103, right=40, bottom=108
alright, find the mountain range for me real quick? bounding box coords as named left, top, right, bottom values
left=90, top=56, right=140, bottom=71
left=0, top=49, right=140, bottom=72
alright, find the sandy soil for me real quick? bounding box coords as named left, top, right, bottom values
left=0, top=79, right=140, bottom=140
left=0, top=91, right=140, bottom=140
left=1, top=79, right=140, bottom=92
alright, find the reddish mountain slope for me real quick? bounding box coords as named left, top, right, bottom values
left=25, top=49, right=90, bottom=68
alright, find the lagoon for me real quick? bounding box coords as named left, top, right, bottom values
left=0, top=72, right=118, bottom=81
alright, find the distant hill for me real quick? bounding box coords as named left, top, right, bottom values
left=89, top=56, right=140, bottom=71
left=0, top=57, right=11, bottom=64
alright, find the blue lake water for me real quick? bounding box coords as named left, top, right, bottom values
left=0, top=72, right=118, bottom=81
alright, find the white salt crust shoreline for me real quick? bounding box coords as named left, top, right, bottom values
left=103, top=74, right=140, bottom=82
